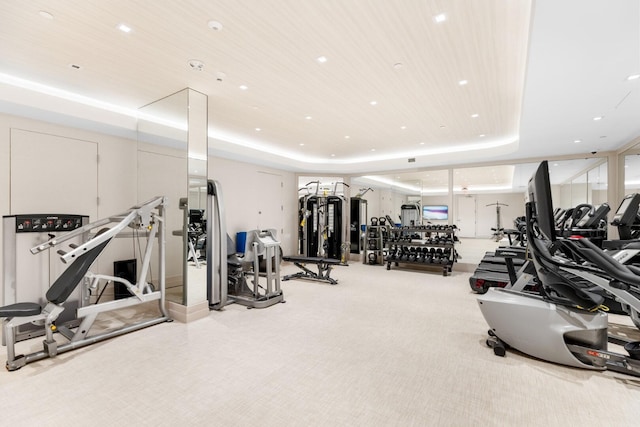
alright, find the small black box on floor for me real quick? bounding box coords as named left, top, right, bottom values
left=113, top=259, right=137, bottom=300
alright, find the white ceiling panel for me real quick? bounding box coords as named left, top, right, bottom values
left=0, top=0, right=638, bottom=174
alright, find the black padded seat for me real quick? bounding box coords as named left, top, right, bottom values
left=0, top=302, right=42, bottom=317
left=0, top=233, right=111, bottom=318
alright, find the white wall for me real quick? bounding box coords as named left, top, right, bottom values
left=0, top=112, right=298, bottom=307
left=209, top=157, right=297, bottom=255
left=0, top=112, right=138, bottom=306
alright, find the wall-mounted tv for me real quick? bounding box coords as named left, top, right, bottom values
left=423, top=205, right=448, bottom=221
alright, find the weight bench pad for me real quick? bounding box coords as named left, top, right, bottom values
left=281, top=256, right=341, bottom=285
left=0, top=302, right=42, bottom=318
left=282, top=256, right=341, bottom=264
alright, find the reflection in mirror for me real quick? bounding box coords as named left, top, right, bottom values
left=354, top=158, right=607, bottom=268
left=185, top=90, right=208, bottom=305
left=625, top=154, right=640, bottom=193
left=450, top=165, right=524, bottom=266
left=546, top=158, right=600, bottom=209
left=138, top=89, right=188, bottom=305
left=137, top=88, right=208, bottom=306
left=587, top=162, right=608, bottom=206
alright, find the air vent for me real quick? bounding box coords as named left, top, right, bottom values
left=408, top=158, right=416, bottom=163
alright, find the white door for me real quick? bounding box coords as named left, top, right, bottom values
left=10, top=129, right=98, bottom=218
left=456, top=195, right=477, bottom=237
left=256, top=171, right=283, bottom=235
left=9, top=129, right=98, bottom=315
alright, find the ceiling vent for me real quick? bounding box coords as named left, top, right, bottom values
left=408, top=158, right=416, bottom=163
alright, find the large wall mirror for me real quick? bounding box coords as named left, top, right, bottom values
left=137, top=88, right=208, bottom=306
left=352, top=157, right=608, bottom=267
left=623, top=146, right=640, bottom=194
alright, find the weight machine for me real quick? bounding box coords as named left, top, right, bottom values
left=487, top=201, right=508, bottom=241
left=400, top=203, right=421, bottom=227
left=207, top=180, right=284, bottom=310
left=350, top=188, right=372, bottom=254
left=0, top=197, right=171, bottom=371
left=298, top=181, right=350, bottom=262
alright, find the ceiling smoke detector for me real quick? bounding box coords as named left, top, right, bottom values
left=188, top=59, right=205, bottom=71
left=208, top=20, right=223, bottom=31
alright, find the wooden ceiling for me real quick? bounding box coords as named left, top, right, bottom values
left=0, top=0, right=638, bottom=179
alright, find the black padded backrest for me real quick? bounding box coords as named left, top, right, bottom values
left=46, top=232, right=111, bottom=305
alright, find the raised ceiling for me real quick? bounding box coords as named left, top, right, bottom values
left=0, top=0, right=638, bottom=175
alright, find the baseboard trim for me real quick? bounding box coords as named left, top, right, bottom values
left=166, top=300, right=209, bottom=323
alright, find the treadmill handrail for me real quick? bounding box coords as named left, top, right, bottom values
left=528, top=211, right=640, bottom=290
left=564, top=236, right=640, bottom=288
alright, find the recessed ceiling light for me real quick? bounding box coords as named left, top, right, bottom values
left=305, top=116, right=312, bottom=120
left=553, top=163, right=559, bottom=167
left=371, top=148, right=376, bottom=152
left=316, top=56, right=328, bottom=63
left=419, top=142, right=425, bottom=145
left=208, top=20, right=223, bottom=31
left=331, top=154, right=336, bottom=157
left=458, top=80, right=468, bottom=86
left=433, top=13, right=447, bottom=23
left=471, top=113, right=479, bottom=118
left=370, top=101, right=377, bottom=106
left=188, top=59, right=205, bottom=71
left=38, top=11, right=54, bottom=19
left=299, top=143, right=304, bottom=146
left=255, top=127, right=261, bottom=131
left=599, top=135, right=607, bottom=138
left=627, top=74, right=640, bottom=81
left=573, top=139, right=581, bottom=143
left=344, top=135, right=350, bottom=139
left=593, top=116, right=603, bottom=121
left=479, top=134, right=486, bottom=138
left=239, top=85, right=248, bottom=90
left=400, top=126, right=406, bottom=130
left=393, top=62, right=403, bottom=70
left=439, top=125, right=446, bottom=129
left=117, top=23, right=132, bottom=33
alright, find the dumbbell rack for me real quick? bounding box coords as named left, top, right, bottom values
left=385, top=225, right=459, bottom=276
left=363, top=224, right=385, bottom=265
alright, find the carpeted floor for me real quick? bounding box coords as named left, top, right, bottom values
left=0, top=261, right=639, bottom=426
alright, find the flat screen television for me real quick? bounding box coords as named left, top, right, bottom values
left=423, top=205, right=448, bottom=221
left=528, top=161, right=556, bottom=242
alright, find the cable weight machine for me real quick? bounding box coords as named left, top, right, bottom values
left=487, top=201, right=508, bottom=242
left=298, top=181, right=350, bottom=263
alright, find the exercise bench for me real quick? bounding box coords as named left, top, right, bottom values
left=281, top=256, right=341, bottom=285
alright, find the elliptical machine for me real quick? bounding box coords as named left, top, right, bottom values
left=477, top=161, right=640, bottom=376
